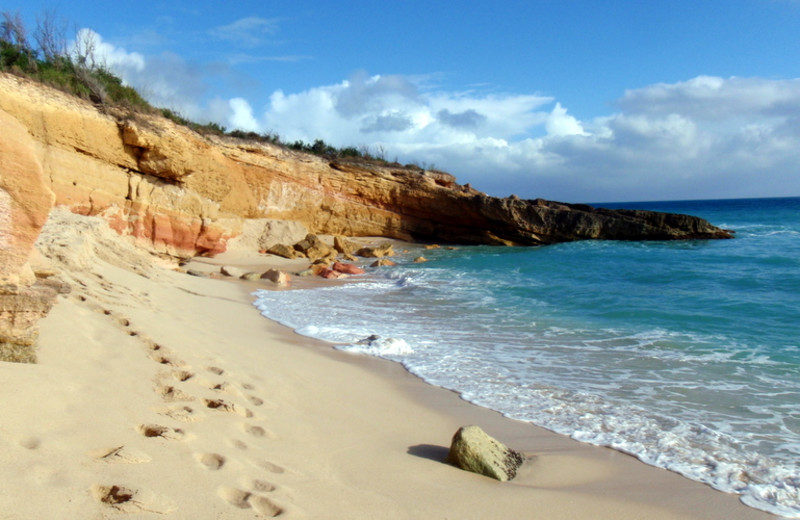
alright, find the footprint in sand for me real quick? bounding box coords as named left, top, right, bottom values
left=210, top=381, right=233, bottom=393
left=91, top=445, right=152, bottom=464
left=242, top=424, right=275, bottom=439
left=230, top=439, right=249, bottom=451
left=246, top=395, right=265, bottom=407
left=156, top=384, right=195, bottom=402
left=156, top=405, right=199, bottom=423
left=136, top=424, right=185, bottom=441
left=241, top=477, right=276, bottom=493
left=18, top=436, right=41, bottom=450
left=203, top=398, right=253, bottom=418
left=256, top=460, right=286, bottom=474
left=145, top=340, right=164, bottom=353
left=91, top=484, right=176, bottom=514
left=217, top=486, right=282, bottom=517
left=172, top=369, right=195, bottom=382
left=194, top=452, right=226, bottom=470
left=207, top=366, right=225, bottom=376
left=149, top=353, right=184, bottom=366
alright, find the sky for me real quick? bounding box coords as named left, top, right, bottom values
left=10, top=0, right=800, bottom=202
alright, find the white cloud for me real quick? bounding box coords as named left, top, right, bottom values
left=228, top=97, right=259, bottom=131
left=545, top=102, right=587, bottom=137
left=88, top=28, right=800, bottom=202
left=72, top=29, right=145, bottom=77
left=209, top=17, right=280, bottom=48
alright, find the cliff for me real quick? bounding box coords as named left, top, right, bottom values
left=0, top=72, right=734, bottom=361
left=0, top=73, right=731, bottom=260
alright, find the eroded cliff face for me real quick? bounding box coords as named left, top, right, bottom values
left=0, top=73, right=731, bottom=262
left=0, top=102, right=59, bottom=362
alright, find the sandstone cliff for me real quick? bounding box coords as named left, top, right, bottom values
left=0, top=73, right=731, bottom=261
left=0, top=99, right=60, bottom=362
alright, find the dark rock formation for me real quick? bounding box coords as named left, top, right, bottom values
left=398, top=195, right=733, bottom=246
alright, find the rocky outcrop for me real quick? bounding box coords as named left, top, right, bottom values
left=0, top=283, right=60, bottom=363
left=0, top=107, right=60, bottom=362
left=0, top=73, right=732, bottom=262
left=445, top=425, right=524, bottom=482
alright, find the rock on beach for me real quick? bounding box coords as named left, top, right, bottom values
left=445, top=425, right=524, bottom=482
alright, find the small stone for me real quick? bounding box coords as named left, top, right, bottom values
left=413, top=256, right=428, bottom=263
left=260, top=269, right=291, bottom=286
left=239, top=272, right=262, bottom=281
left=355, top=243, right=394, bottom=258
left=370, top=258, right=397, bottom=267
left=445, top=425, right=523, bottom=482
left=220, top=265, right=246, bottom=278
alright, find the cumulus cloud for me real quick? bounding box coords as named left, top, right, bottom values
left=255, top=74, right=799, bottom=202
left=90, top=26, right=800, bottom=202
left=545, top=103, right=587, bottom=137
left=228, top=97, right=260, bottom=131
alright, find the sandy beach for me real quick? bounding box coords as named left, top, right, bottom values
left=0, top=210, right=777, bottom=519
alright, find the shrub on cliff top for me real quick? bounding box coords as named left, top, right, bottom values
left=0, top=10, right=150, bottom=110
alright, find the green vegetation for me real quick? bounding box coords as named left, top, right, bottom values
left=0, top=10, right=440, bottom=172
left=1, top=11, right=149, bottom=109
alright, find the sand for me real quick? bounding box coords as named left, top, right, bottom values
left=0, top=209, right=777, bottom=519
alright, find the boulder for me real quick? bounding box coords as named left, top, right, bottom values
left=266, top=243, right=297, bottom=259
left=370, top=258, right=397, bottom=267
left=316, top=267, right=345, bottom=280
left=266, top=244, right=297, bottom=259
left=225, top=218, right=308, bottom=252
left=332, top=262, right=365, bottom=275
left=413, top=256, right=428, bottom=263
left=240, top=272, right=262, bottom=281
left=355, top=243, right=395, bottom=258
left=260, top=269, right=291, bottom=286
left=294, top=234, right=336, bottom=262
left=445, top=425, right=524, bottom=482
left=333, top=235, right=356, bottom=257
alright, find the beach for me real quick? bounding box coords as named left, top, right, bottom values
left=0, top=210, right=777, bottom=519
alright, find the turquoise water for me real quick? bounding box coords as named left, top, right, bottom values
left=253, top=197, right=800, bottom=517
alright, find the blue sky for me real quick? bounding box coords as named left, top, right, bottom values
left=11, top=0, right=800, bottom=202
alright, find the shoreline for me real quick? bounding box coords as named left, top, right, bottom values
left=0, top=214, right=778, bottom=518
left=193, top=249, right=778, bottom=519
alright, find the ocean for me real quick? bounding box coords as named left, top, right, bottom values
left=252, top=196, right=800, bottom=518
